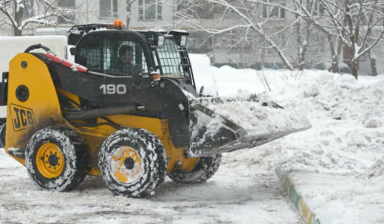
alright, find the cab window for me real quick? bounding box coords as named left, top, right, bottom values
left=157, top=38, right=184, bottom=76
left=104, top=41, right=145, bottom=76
left=76, top=33, right=150, bottom=77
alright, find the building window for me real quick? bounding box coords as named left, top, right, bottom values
left=176, top=1, right=192, bottom=16
left=58, top=0, right=76, bottom=24
left=263, top=0, right=285, bottom=19
left=139, top=0, right=162, bottom=20
left=176, top=1, right=214, bottom=19
left=58, top=0, right=75, bottom=7
left=100, top=0, right=118, bottom=18
left=22, top=0, right=32, bottom=19
left=195, top=3, right=214, bottom=19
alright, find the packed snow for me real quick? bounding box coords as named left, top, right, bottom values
left=1, top=53, right=384, bottom=223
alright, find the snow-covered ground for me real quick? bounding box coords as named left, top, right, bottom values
left=1, top=59, right=384, bottom=223
left=0, top=149, right=301, bottom=224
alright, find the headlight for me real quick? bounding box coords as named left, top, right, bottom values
left=180, top=35, right=187, bottom=47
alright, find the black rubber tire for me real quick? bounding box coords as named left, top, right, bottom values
left=25, top=126, right=89, bottom=191
left=99, top=128, right=167, bottom=198
left=0, top=118, right=5, bottom=126
left=0, top=122, right=5, bottom=148
left=167, top=154, right=222, bottom=184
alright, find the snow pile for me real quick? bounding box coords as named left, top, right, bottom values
left=205, top=99, right=311, bottom=136
left=257, top=71, right=384, bottom=175
left=211, top=66, right=267, bottom=97
left=364, top=117, right=382, bottom=128
left=210, top=66, right=384, bottom=224
left=210, top=67, right=384, bottom=173
left=364, top=159, right=384, bottom=179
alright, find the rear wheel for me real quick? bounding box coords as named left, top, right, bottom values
left=0, top=118, right=5, bottom=126
left=25, top=126, right=89, bottom=191
left=168, top=154, right=222, bottom=183
left=99, top=128, right=167, bottom=198
left=0, top=122, right=5, bottom=148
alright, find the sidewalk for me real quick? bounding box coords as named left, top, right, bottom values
left=276, top=166, right=384, bottom=224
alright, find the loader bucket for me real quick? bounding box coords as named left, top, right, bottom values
left=188, top=96, right=311, bottom=157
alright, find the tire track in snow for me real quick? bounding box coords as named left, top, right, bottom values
left=0, top=148, right=302, bottom=224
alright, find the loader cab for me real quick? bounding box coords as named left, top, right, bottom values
left=68, top=24, right=195, bottom=88
left=74, top=30, right=155, bottom=79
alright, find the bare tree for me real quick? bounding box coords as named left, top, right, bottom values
left=251, top=0, right=336, bottom=72
left=172, top=0, right=295, bottom=70
left=0, top=0, right=75, bottom=36
left=125, top=0, right=135, bottom=29
left=294, top=0, right=323, bottom=70
left=319, top=0, right=384, bottom=79
left=172, top=0, right=335, bottom=71
left=256, top=0, right=384, bottom=76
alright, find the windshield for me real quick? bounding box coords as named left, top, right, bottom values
left=75, top=31, right=152, bottom=77
left=156, top=38, right=184, bottom=76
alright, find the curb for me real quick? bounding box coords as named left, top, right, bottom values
left=275, top=166, right=321, bottom=224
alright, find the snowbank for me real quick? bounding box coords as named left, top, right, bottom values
left=208, top=66, right=384, bottom=224
left=211, top=66, right=267, bottom=97
left=189, top=54, right=218, bottom=97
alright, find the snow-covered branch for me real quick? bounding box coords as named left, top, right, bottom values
left=176, top=0, right=295, bottom=70
left=0, top=0, right=76, bottom=36
left=316, top=0, right=384, bottom=78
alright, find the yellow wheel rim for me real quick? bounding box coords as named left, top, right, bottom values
left=36, top=143, right=65, bottom=179
left=110, top=146, right=142, bottom=184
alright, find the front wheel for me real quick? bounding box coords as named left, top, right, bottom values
left=99, top=128, right=167, bottom=198
left=167, top=154, right=222, bottom=184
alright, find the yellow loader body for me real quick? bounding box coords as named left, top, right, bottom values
left=6, top=53, right=197, bottom=175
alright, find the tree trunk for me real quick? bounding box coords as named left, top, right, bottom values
left=296, top=10, right=302, bottom=70
left=299, top=23, right=310, bottom=71
left=13, top=27, right=22, bottom=36
left=368, top=50, right=378, bottom=76
left=14, top=1, right=24, bottom=36
left=298, top=0, right=312, bottom=71
left=336, top=37, right=343, bottom=65
left=351, top=60, right=359, bottom=80
left=327, top=36, right=338, bottom=73
left=125, top=1, right=132, bottom=29
left=299, top=44, right=307, bottom=71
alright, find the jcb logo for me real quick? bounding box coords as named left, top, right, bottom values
left=9, top=104, right=35, bottom=131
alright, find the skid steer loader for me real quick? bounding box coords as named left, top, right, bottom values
left=0, top=22, right=311, bottom=198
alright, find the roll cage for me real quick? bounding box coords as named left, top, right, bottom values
left=68, top=24, right=195, bottom=88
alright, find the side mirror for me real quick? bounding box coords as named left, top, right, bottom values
left=69, top=47, right=76, bottom=56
